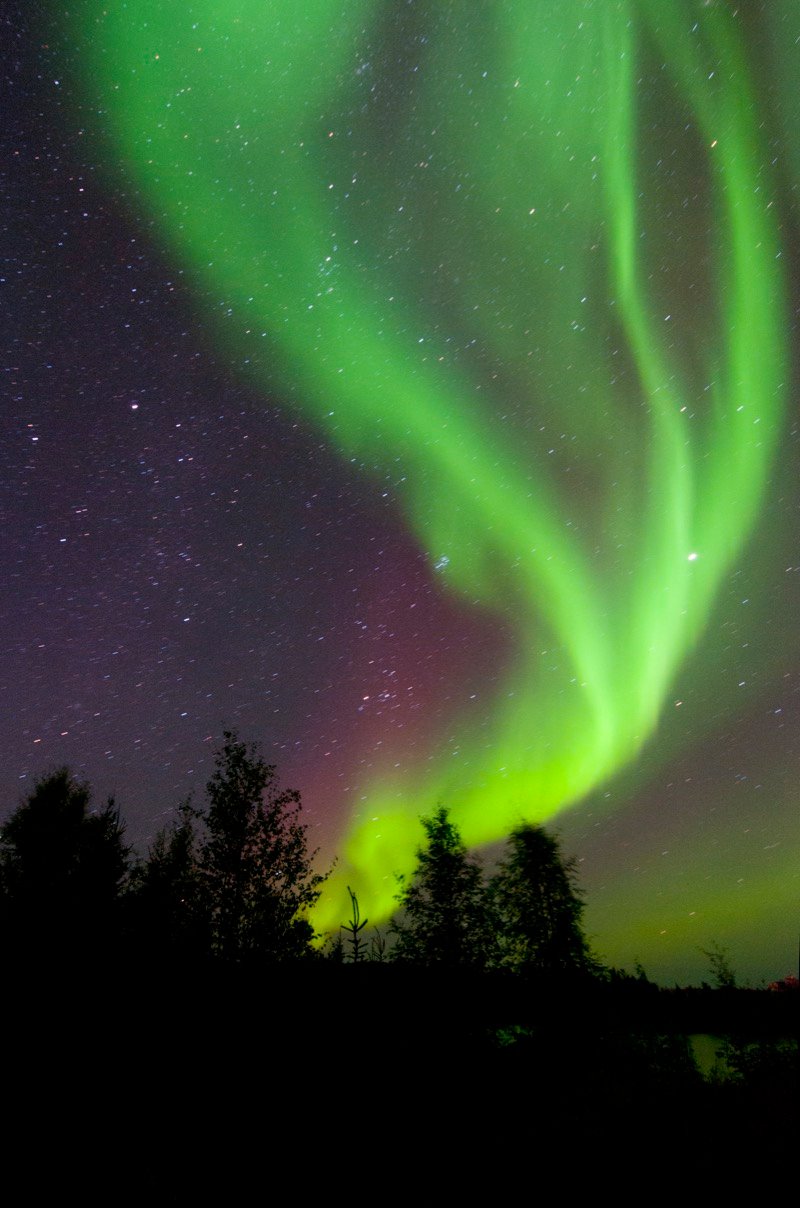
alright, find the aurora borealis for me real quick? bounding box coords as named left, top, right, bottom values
left=4, top=2, right=799, bottom=981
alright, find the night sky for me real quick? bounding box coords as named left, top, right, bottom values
left=4, top=1, right=798, bottom=984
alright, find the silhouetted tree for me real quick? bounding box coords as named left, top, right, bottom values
left=700, top=941, right=737, bottom=989
left=0, top=768, right=129, bottom=961
left=200, top=731, right=325, bottom=962
left=342, top=886, right=369, bottom=963
left=490, top=823, right=593, bottom=975
left=391, top=806, right=493, bottom=969
left=129, top=799, right=208, bottom=960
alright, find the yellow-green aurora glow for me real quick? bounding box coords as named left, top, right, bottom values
left=76, top=2, right=790, bottom=931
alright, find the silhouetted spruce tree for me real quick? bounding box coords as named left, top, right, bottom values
left=391, top=806, right=493, bottom=969
left=342, top=886, right=369, bottom=963
left=0, top=768, right=129, bottom=962
left=490, top=823, right=593, bottom=975
left=200, top=731, right=325, bottom=962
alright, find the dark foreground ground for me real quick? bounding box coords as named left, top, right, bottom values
left=1, top=963, right=795, bottom=1192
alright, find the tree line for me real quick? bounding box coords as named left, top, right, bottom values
left=0, top=730, right=595, bottom=973
left=370, top=804, right=594, bottom=975
left=2, top=732, right=795, bottom=1180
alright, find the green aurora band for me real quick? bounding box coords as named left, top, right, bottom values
left=76, top=1, right=789, bottom=929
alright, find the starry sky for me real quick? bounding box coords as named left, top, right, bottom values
left=3, top=1, right=798, bottom=984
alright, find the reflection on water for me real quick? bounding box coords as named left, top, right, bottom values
left=688, top=1034, right=727, bottom=1079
